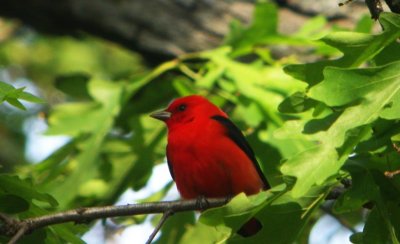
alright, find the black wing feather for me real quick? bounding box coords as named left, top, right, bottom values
left=211, top=115, right=270, bottom=190
left=167, top=159, right=175, bottom=180
left=166, top=145, right=175, bottom=180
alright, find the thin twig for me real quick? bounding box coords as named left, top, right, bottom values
left=384, top=143, right=400, bottom=178
left=384, top=169, right=400, bottom=178
left=0, top=198, right=229, bottom=242
left=393, top=142, right=400, bottom=153
left=0, top=213, right=19, bottom=237
left=146, top=210, right=174, bottom=244
left=0, top=213, right=14, bottom=226
left=7, top=225, right=28, bottom=244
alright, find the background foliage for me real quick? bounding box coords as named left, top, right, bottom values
left=1, top=1, right=400, bottom=243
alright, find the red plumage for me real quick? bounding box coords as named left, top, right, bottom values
left=150, top=95, right=269, bottom=236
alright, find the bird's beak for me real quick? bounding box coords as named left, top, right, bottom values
left=150, top=110, right=171, bottom=121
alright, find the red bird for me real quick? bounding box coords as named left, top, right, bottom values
left=150, top=95, right=270, bottom=236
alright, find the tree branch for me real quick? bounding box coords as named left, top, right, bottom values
left=0, top=198, right=230, bottom=243
left=0, top=0, right=253, bottom=63
left=366, top=0, right=383, bottom=20
left=0, top=183, right=353, bottom=243
left=146, top=209, right=174, bottom=244
left=7, top=225, right=28, bottom=244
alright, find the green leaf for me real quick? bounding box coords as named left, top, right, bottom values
left=0, top=175, right=58, bottom=208
left=6, top=87, right=25, bottom=99
left=45, top=102, right=101, bottom=136
left=281, top=120, right=370, bottom=197
left=253, top=187, right=326, bottom=243
left=203, top=49, right=305, bottom=126
left=293, top=16, right=328, bottom=40
left=332, top=154, right=400, bottom=243
left=42, top=79, right=125, bottom=208
left=280, top=145, right=338, bottom=197
left=380, top=90, right=400, bottom=120
left=31, top=140, right=76, bottom=183
left=187, top=185, right=328, bottom=243
left=200, top=192, right=268, bottom=228
left=363, top=208, right=391, bottom=244
left=374, top=41, right=400, bottom=66
left=354, top=14, right=374, bottom=33
left=307, top=62, right=400, bottom=147
left=310, top=63, right=400, bottom=108
left=224, top=2, right=278, bottom=56
left=236, top=98, right=264, bottom=127
left=124, top=116, right=165, bottom=191
left=0, top=175, right=86, bottom=243
left=18, top=228, right=47, bottom=244
left=154, top=212, right=195, bottom=244
left=19, top=91, right=45, bottom=103
left=172, top=78, right=196, bottom=96
left=55, top=73, right=91, bottom=99
left=350, top=232, right=364, bottom=243
left=180, top=221, right=230, bottom=244
left=284, top=12, right=400, bottom=86
left=334, top=163, right=379, bottom=213
left=39, top=73, right=169, bottom=209
left=196, top=64, right=225, bottom=88
left=185, top=192, right=267, bottom=243
left=0, top=80, right=17, bottom=98
left=78, top=179, right=108, bottom=198
left=0, top=194, right=29, bottom=214
left=5, top=97, right=26, bottom=110
left=278, top=92, right=317, bottom=113
left=0, top=81, right=44, bottom=109
left=49, top=223, right=86, bottom=244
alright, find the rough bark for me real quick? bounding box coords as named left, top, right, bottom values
left=0, top=0, right=368, bottom=62
left=0, top=0, right=254, bottom=61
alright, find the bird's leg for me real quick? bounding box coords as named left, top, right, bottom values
left=196, top=195, right=232, bottom=211
left=196, top=195, right=210, bottom=211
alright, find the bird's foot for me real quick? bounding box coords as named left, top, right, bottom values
left=196, top=195, right=210, bottom=210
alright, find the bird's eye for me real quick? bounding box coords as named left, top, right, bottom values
left=178, top=104, right=187, bottom=111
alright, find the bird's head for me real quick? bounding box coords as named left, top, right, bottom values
left=150, top=95, right=226, bottom=130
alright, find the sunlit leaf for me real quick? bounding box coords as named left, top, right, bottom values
left=0, top=175, right=58, bottom=208
left=284, top=12, right=400, bottom=86
left=0, top=81, right=44, bottom=110
left=55, top=73, right=91, bottom=99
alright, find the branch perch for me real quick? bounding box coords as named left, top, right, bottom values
left=0, top=198, right=230, bottom=243
left=0, top=185, right=350, bottom=243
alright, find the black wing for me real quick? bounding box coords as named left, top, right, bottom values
left=166, top=145, right=175, bottom=180
left=211, top=115, right=270, bottom=190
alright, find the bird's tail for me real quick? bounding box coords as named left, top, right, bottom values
left=237, top=217, right=262, bottom=237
